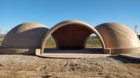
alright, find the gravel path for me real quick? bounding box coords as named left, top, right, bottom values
left=0, top=55, right=139, bottom=78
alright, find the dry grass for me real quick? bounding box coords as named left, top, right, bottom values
left=0, top=55, right=139, bottom=78
left=45, top=37, right=102, bottom=48
left=0, top=38, right=3, bottom=45
left=0, top=37, right=102, bottom=48
left=45, top=37, right=56, bottom=48
left=86, top=38, right=102, bottom=47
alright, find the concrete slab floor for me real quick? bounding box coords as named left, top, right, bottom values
left=37, top=48, right=110, bottom=58
left=37, top=53, right=111, bottom=59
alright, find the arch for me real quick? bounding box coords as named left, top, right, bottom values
left=41, top=20, right=105, bottom=54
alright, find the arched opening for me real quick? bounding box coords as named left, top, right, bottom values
left=45, top=36, right=56, bottom=48
left=85, top=33, right=103, bottom=53
left=43, top=35, right=57, bottom=53
left=0, top=35, right=4, bottom=46
left=41, top=20, right=105, bottom=54
left=86, top=34, right=102, bottom=48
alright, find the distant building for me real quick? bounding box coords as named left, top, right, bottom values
left=89, top=33, right=97, bottom=39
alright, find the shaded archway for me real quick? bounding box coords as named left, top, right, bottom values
left=52, top=24, right=92, bottom=49
left=41, top=20, right=105, bottom=54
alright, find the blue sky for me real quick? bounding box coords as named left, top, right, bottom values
left=0, top=0, right=140, bottom=34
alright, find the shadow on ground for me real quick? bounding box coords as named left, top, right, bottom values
left=44, top=48, right=104, bottom=54
left=110, top=56, right=140, bottom=64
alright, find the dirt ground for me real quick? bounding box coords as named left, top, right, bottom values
left=0, top=55, right=139, bottom=78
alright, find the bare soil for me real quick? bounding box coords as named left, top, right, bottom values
left=0, top=55, right=139, bottom=78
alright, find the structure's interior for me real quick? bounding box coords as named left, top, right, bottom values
left=51, top=24, right=92, bottom=49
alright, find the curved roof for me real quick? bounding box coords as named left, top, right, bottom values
left=95, top=22, right=140, bottom=49
left=2, top=23, right=49, bottom=48
left=41, top=20, right=105, bottom=53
